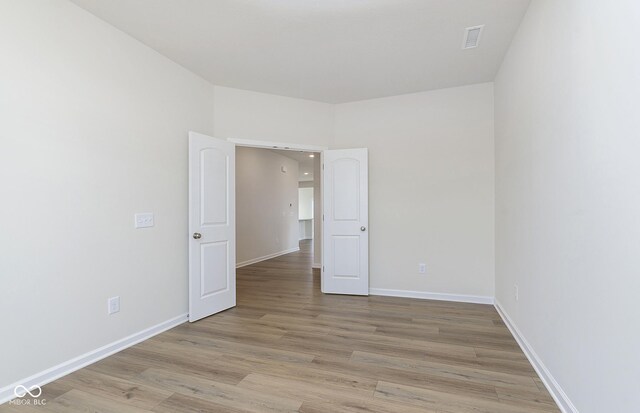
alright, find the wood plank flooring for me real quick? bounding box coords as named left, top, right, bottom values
left=2, top=240, right=559, bottom=412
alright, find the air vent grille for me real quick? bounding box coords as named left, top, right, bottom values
left=463, top=25, right=484, bottom=49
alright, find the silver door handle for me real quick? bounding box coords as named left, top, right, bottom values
left=360, top=226, right=366, bottom=231
left=193, top=232, right=202, bottom=239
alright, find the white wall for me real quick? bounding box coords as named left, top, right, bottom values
left=334, top=84, right=495, bottom=300
left=298, top=188, right=314, bottom=220
left=213, top=86, right=334, bottom=146
left=299, top=163, right=322, bottom=265
left=298, top=187, right=314, bottom=240
left=0, top=0, right=215, bottom=391
left=236, top=148, right=300, bottom=266
left=494, top=1, right=640, bottom=411
left=298, top=219, right=313, bottom=241
left=312, top=156, right=322, bottom=268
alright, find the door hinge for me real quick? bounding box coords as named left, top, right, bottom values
left=322, top=163, right=324, bottom=170
left=322, top=214, right=324, bottom=221
left=322, top=266, right=325, bottom=272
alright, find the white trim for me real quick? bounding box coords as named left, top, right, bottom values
left=228, top=138, right=327, bottom=152
left=312, top=263, right=321, bottom=269
left=0, top=313, right=188, bottom=405
left=236, top=247, right=300, bottom=268
left=369, top=288, right=494, bottom=305
left=494, top=300, right=577, bottom=413
left=319, top=150, right=324, bottom=291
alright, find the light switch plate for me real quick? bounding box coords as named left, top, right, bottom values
left=134, top=213, right=154, bottom=228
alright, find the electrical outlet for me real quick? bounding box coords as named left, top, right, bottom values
left=418, top=263, right=426, bottom=274
left=108, top=296, right=120, bottom=315
left=514, top=285, right=519, bottom=301
left=134, top=213, right=154, bottom=229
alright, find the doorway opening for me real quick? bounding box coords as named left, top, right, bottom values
left=235, top=146, right=322, bottom=276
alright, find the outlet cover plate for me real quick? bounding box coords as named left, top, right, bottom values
left=134, top=213, right=154, bottom=229
left=108, top=296, right=120, bottom=315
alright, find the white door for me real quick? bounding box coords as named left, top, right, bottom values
left=322, top=148, right=369, bottom=295
left=188, top=131, right=236, bottom=322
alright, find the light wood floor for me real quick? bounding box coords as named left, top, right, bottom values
left=3, top=240, right=559, bottom=412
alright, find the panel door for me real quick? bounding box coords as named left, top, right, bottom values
left=188, top=131, right=236, bottom=322
left=322, top=148, right=369, bottom=295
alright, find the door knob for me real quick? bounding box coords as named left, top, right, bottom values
left=360, top=226, right=366, bottom=231
left=193, top=232, right=202, bottom=239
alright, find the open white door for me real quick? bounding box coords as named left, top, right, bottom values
left=188, top=131, right=236, bottom=322
left=322, top=148, right=369, bottom=295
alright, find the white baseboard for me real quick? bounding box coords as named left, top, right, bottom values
left=236, top=247, right=300, bottom=268
left=369, top=288, right=494, bottom=305
left=0, top=313, right=188, bottom=405
left=494, top=300, right=577, bottom=413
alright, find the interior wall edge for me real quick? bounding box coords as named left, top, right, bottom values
left=494, top=300, right=578, bottom=413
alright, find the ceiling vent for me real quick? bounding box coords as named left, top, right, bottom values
left=462, top=25, right=484, bottom=49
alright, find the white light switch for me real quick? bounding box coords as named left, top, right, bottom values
left=134, top=213, right=154, bottom=228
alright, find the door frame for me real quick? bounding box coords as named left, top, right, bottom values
left=227, top=138, right=327, bottom=153
left=227, top=137, right=328, bottom=286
